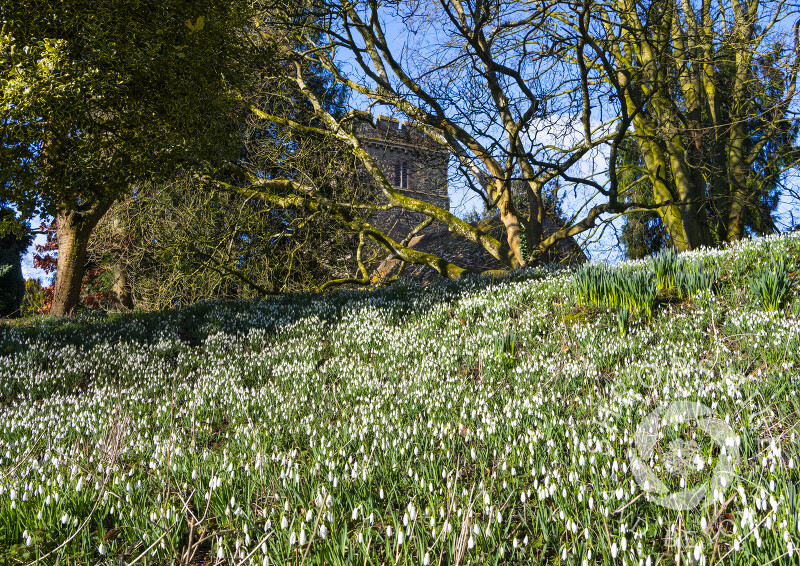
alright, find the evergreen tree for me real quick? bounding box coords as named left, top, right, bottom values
left=0, top=207, right=31, bottom=317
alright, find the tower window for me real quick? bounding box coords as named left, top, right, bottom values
left=402, top=162, right=408, bottom=188
left=394, top=162, right=401, bottom=187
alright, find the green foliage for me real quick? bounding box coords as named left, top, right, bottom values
left=493, top=331, right=517, bottom=357
left=617, top=138, right=668, bottom=259
left=616, top=305, right=630, bottom=336
left=748, top=255, right=794, bottom=311
left=0, top=207, right=30, bottom=317
left=652, top=247, right=682, bottom=291
left=0, top=0, right=253, bottom=218
left=572, top=263, right=657, bottom=318
left=674, top=261, right=720, bottom=299
left=20, top=278, right=47, bottom=317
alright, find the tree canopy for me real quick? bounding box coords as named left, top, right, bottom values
left=1, top=0, right=253, bottom=313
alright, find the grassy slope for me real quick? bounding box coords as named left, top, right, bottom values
left=1, top=233, right=799, bottom=565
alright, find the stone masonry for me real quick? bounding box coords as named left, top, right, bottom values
left=354, top=115, right=449, bottom=241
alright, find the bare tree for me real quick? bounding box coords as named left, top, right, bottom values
left=229, top=0, right=668, bottom=287
left=583, top=0, right=800, bottom=250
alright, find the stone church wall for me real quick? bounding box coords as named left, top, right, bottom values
left=354, top=116, right=449, bottom=241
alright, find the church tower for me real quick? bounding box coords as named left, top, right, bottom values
left=354, top=116, right=449, bottom=241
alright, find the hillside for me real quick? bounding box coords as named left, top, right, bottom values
left=1, top=233, right=799, bottom=564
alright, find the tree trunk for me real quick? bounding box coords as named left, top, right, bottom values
left=112, top=263, right=134, bottom=311
left=111, top=212, right=134, bottom=311
left=51, top=200, right=112, bottom=316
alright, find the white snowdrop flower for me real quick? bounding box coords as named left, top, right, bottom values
left=788, top=539, right=794, bottom=557
left=352, top=507, right=360, bottom=520
left=386, top=526, right=393, bottom=538
left=217, top=545, right=225, bottom=560
left=468, top=536, right=474, bottom=549
left=281, top=515, right=288, bottom=529
left=75, top=477, right=83, bottom=492
left=403, top=512, right=409, bottom=527
left=379, top=487, right=384, bottom=499
left=621, top=536, right=627, bottom=551
left=305, top=509, right=313, bottom=522
left=611, top=542, right=618, bottom=559
left=397, top=529, right=404, bottom=545
left=299, top=528, right=306, bottom=545
left=700, top=517, right=707, bottom=530
left=694, top=541, right=703, bottom=562
left=484, top=492, right=491, bottom=506
left=562, top=547, right=567, bottom=561
left=521, top=492, right=526, bottom=503
left=513, top=538, right=518, bottom=549
left=319, top=525, right=327, bottom=539
left=61, top=513, right=69, bottom=525
left=98, top=543, right=106, bottom=555
left=423, top=552, right=431, bottom=565
left=408, top=502, right=417, bottom=521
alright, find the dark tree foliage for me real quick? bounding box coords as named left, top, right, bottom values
left=0, top=207, right=32, bottom=317
left=617, top=139, right=668, bottom=259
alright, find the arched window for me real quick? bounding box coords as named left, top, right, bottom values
left=402, top=161, right=408, bottom=188
left=394, top=162, right=401, bottom=187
